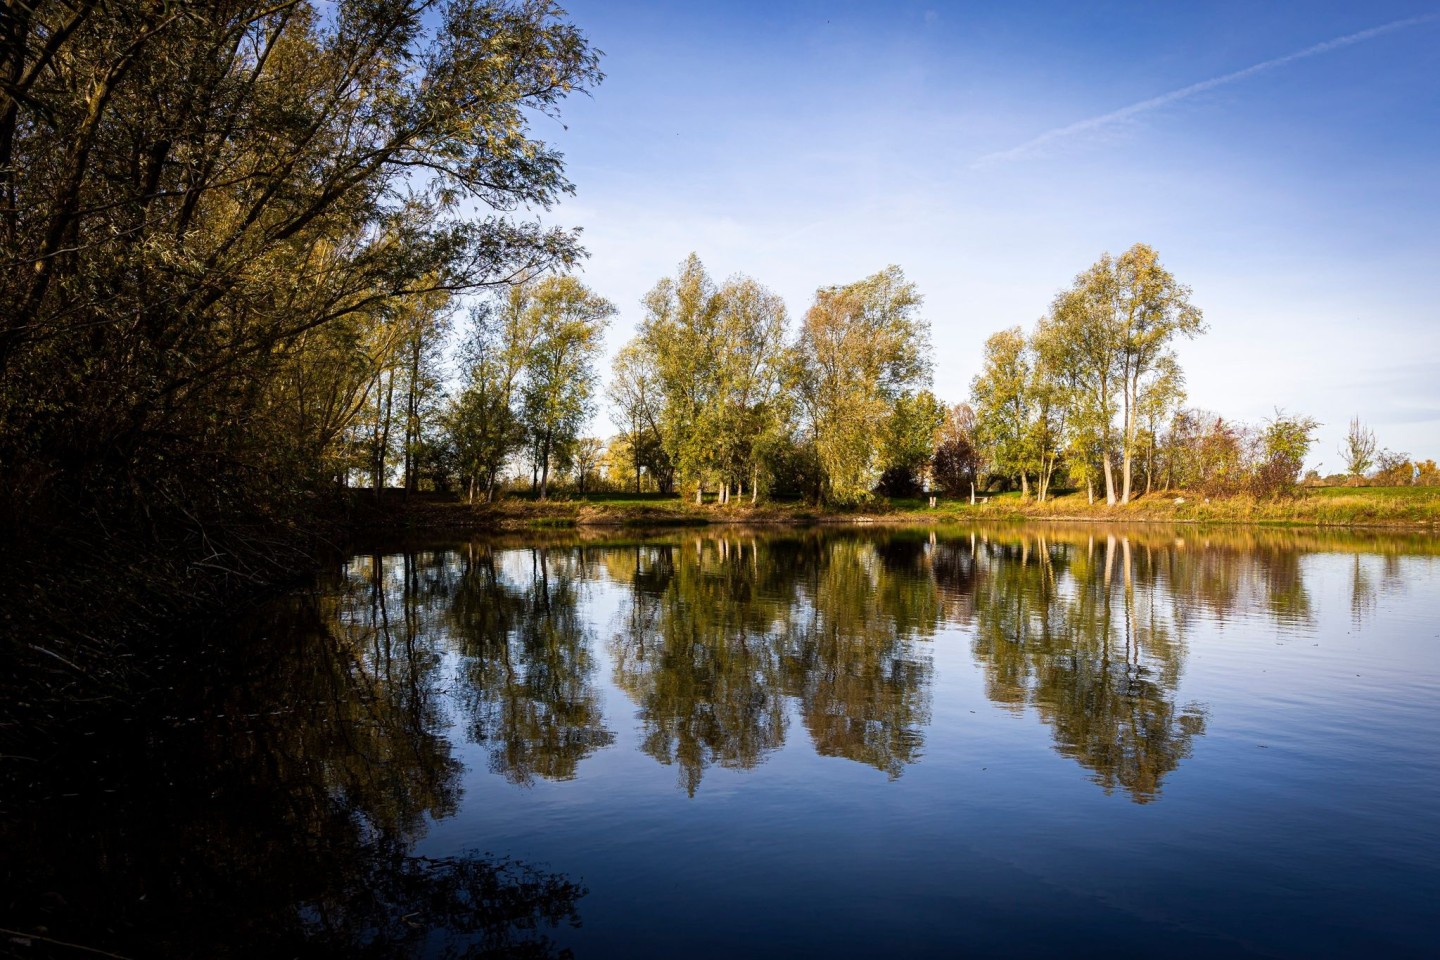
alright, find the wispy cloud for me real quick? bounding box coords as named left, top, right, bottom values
left=973, top=15, right=1439, bottom=168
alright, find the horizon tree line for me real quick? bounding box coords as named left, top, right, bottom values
left=427, top=244, right=1416, bottom=504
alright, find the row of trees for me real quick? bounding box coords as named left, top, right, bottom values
left=427, top=255, right=937, bottom=505
left=428, top=245, right=1338, bottom=505
left=605, top=255, right=934, bottom=504
left=447, top=276, right=614, bottom=501
left=961, top=243, right=1334, bottom=502
left=393, top=240, right=1440, bottom=506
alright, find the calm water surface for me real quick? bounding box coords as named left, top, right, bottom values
left=5, top=524, right=1439, bottom=958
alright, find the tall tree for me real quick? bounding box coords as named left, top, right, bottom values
left=519, top=276, right=614, bottom=499
left=1038, top=245, right=1202, bottom=505
left=398, top=290, right=453, bottom=493
left=637, top=254, right=727, bottom=502
left=608, top=342, right=672, bottom=492
left=971, top=327, right=1035, bottom=496
left=450, top=282, right=544, bottom=503
left=1038, top=283, right=1121, bottom=503
left=622, top=256, right=791, bottom=503
left=1108, top=244, right=1205, bottom=503
left=0, top=0, right=601, bottom=549
left=712, top=275, right=791, bottom=502
left=795, top=266, right=931, bottom=504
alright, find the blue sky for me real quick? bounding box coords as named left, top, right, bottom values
left=542, top=1, right=1440, bottom=467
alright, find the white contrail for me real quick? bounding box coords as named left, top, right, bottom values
left=972, top=15, right=1438, bottom=167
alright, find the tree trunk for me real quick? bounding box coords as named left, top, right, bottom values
left=373, top=369, right=395, bottom=494
left=404, top=337, right=421, bottom=494
left=1103, top=452, right=1117, bottom=505
left=1121, top=446, right=1133, bottom=505
left=539, top=429, right=552, bottom=500
left=1020, top=471, right=1029, bottom=499
left=1120, top=379, right=1135, bottom=505
left=1087, top=477, right=1094, bottom=505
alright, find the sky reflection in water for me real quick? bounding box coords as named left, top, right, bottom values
left=334, top=524, right=1440, bottom=958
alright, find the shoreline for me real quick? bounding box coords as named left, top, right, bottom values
left=344, top=488, right=1440, bottom=535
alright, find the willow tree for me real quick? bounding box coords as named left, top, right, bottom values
left=0, top=0, right=600, bottom=543
left=796, top=266, right=931, bottom=504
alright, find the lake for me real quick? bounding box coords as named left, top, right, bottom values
left=4, top=524, right=1439, bottom=958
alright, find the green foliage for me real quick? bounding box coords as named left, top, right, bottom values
left=1253, top=411, right=1321, bottom=498
left=796, top=265, right=931, bottom=504
left=1, top=0, right=601, bottom=553
left=608, top=341, right=674, bottom=492
left=519, top=276, right=615, bottom=498
left=635, top=255, right=729, bottom=495
left=971, top=327, right=1034, bottom=491
left=877, top=390, right=945, bottom=496
left=619, top=254, right=791, bottom=502
left=450, top=284, right=542, bottom=501
left=448, top=274, right=611, bottom=500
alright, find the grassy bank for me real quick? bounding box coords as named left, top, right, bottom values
left=889, top=485, right=1440, bottom=528
left=350, top=485, right=1440, bottom=532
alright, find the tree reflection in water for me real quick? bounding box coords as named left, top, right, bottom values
left=606, top=534, right=935, bottom=793
left=963, top=532, right=1207, bottom=802
left=445, top=544, right=615, bottom=785
left=1, top=561, right=585, bottom=959
left=404, top=525, right=1400, bottom=802
left=607, top=538, right=794, bottom=795
left=6, top=525, right=1425, bottom=953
